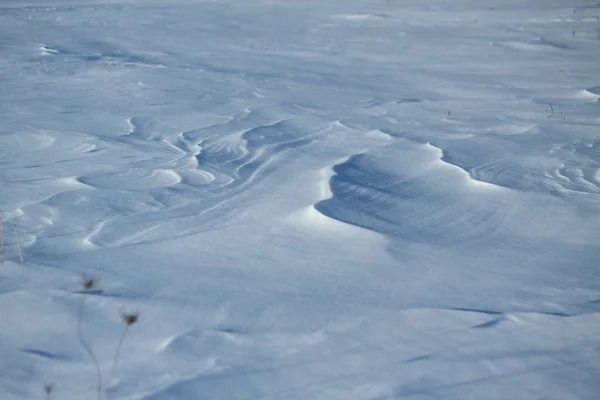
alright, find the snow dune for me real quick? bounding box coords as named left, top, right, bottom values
left=1, top=0, right=599, bottom=399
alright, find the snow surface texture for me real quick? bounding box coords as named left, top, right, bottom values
left=1, top=0, right=600, bottom=399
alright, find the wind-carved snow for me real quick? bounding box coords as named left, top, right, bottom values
left=1, top=1, right=599, bottom=399
left=313, top=140, right=516, bottom=248
left=424, top=142, right=508, bottom=191
left=580, top=86, right=600, bottom=102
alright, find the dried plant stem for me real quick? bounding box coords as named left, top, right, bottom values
left=78, top=299, right=104, bottom=400
left=77, top=277, right=138, bottom=399
left=13, top=221, right=23, bottom=263
left=0, top=212, right=4, bottom=264
left=106, top=325, right=131, bottom=389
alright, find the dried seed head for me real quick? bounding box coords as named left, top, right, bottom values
left=82, top=277, right=96, bottom=290
left=44, top=383, right=53, bottom=394
left=121, top=310, right=139, bottom=326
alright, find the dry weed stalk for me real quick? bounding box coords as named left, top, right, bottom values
left=0, top=212, right=4, bottom=264
left=78, top=277, right=103, bottom=400
left=13, top=221, right=23, bottom=263
left=78, top=277, right=139, bottom=400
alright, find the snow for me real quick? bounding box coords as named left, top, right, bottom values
left=1, top=0, right=599, bottom=399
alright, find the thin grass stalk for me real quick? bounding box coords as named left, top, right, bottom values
left=13, top=221, right=23, bottom=263
left=105, top=325, right=130, bottom=390
left=78, top=299, right=104, bottom=400
left=0, top=212, right=4, bottom=264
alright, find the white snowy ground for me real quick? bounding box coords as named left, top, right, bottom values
left=1, top=0, right=600, bottom=399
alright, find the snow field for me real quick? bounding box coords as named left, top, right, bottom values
left=1, top=1, right=599, bottom=399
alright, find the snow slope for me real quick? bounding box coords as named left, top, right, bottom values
left=1, top=0, right=599, bottom=399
